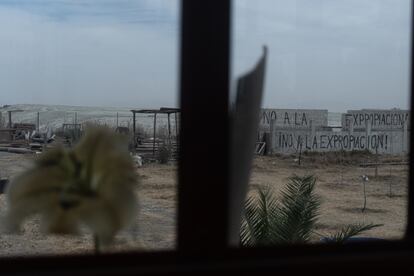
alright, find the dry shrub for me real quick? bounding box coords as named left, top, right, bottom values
left=158, top=144, right=172, bottom=164
left=298, top=150, right=375, bottom=166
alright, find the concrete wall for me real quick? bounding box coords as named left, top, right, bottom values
left=341, top=109, right=410, bottom=131
left=269, top=128, right=409, bottom=154
left=260, top=109, right=328, bottom=132
left=262, top=108, right=409, bottom=155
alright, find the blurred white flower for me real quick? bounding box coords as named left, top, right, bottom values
left=3, top=127, right=139, bottom=248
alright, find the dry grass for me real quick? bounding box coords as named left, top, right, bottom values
left=0, top=151, right=408, bottom=256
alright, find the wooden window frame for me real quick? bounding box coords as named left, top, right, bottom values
left=0, top=1, right=414, bottom=274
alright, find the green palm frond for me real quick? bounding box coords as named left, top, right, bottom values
left=241, top=175, right=321, bottom=246
left=241, top=187, right=280, bottom=246
left=328, top=223, right=383, bottom=243
left=274, top=175, right=321, bottom=243
left=240, top=175, right=382, bottom=247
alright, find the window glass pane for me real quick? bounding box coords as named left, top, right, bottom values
left=233, top=0, right=410, bottom=245
left=0, top=0, right=178, bottom=255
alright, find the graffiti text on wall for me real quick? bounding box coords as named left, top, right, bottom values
left=346, top=112, right=409, bottom=128
left=277, top=133, right=388, bottom=151
left=261, top=111, right=308, bottom=126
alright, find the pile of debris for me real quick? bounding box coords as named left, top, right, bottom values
left=0, top=123, right=55, bottom=154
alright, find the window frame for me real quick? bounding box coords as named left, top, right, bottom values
left=0, top=0, right=413, bottom=274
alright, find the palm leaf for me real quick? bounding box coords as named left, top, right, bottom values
left=241, top=175, right=321, bottom=246
left=272, top=175, right=321, bottom=243
left=240, top=175, right=382, bottom=247
left=328, top=223, right=383, bottom=243
left=240, top=186, right=280, bottom=246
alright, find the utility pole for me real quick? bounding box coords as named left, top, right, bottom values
left=8, top=111, right=11, bottom=128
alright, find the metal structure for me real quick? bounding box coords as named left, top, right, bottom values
left=6, top=109, right=24, bottom=128
left=130, top=108, right=180, bottom=158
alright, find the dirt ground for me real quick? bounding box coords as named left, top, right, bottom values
left=249, top=152, right=408, bottom=241
left=0, top=151, right=408, bottom=256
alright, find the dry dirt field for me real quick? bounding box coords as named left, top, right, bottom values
left=0, top=151, right=408, bottom=256
left=249, top=152, right=408, bottom=241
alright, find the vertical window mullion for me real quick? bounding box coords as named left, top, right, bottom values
left=178, top=0, right=231, bottom=252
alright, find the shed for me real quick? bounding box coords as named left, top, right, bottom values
left=130, top=107, right=180, bottom=158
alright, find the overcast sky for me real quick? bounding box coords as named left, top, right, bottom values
left=0, top=0, right=411, bottom=112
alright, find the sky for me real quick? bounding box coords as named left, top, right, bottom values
left=0, top=0, right=411, bottom=112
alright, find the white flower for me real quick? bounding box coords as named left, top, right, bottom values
left=3, top=127, right=139, bottom=247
